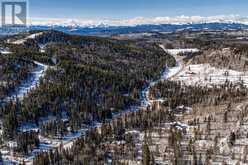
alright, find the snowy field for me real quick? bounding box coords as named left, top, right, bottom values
left=173, top=64, right=248, bottom=87
left=164, top=48, right=199, bottom=55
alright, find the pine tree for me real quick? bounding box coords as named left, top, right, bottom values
left=0, top=151, right=2, bottom=164
left=223, top=111, right=228, bottom=123
left=229, top=132, right=236, bottom=146
left=142, top=143, right=151, bottom=165
left=21, top=160, right=26, bottom=165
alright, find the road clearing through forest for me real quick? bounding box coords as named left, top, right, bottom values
left=1, top=61, right=48, bottom=105
left=4, top=42, right=198, bottom=164
left=27, top=45, right=197, bottom=163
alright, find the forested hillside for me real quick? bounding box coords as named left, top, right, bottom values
left=0, top=31, right=176, bottom=157
left=0, top=56, right=35, bottom=101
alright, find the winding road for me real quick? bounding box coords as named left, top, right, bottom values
left=29, top=45, right=197, bottom=164
left=2, top=37, right=198, bottom=164
left=36, top=45, right=194, bottom=158
left=1, top=61, right=48, bottom=105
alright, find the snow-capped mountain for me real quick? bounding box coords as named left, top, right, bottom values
left=1, top=15, right=248, bottom=36
left=29, top=15, right=248, bottom=27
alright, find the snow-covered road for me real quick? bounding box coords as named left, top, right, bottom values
left=1, top=32, right=48, bottom=103
left=2, top=61, right=48, bottom=104
left=0, top=47, right=49, bottom=164
left=15, top=61, right=48, bottom=99
left=140, top=45, right=185, bottom=108
left=7, top=44, right=198, bottom=164
left=0, top=49, right=12, bottom=55
left=50, top=46, right=194, bottom=150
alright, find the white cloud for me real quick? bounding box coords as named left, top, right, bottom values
left=29, top=15, right=248, bottom=27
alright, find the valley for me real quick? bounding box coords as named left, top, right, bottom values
left=0, top=29, right=248, bottom=165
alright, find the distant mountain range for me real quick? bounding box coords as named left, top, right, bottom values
left=1, top=22, right=248, bottom=36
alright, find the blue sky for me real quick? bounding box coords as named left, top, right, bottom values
left=30, top=0, right=248, bottom=19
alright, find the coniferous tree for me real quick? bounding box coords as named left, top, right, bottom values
left=142, top=143, right=151, bottom=165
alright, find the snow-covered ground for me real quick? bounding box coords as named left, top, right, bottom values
left=1, top=47, right=48, bottom=105
left=22, top=123, right=100, bottom=165
left=39, top=44, right=46, bottom=53
left=140, top=46, right=185, bottom=108
left=141, top=46, right=199, bottom=113
left=0, top=49, right=12, bottom=55
left=10, top=32, right=43, bottom=45
left=0, top=38, right=51, bottom=164
left=0, top=62, right=48, bottom=162
left=1, top=45, right=198, bottom=164
left=173, top=64, right=248, bottom=87
left=101, top=47, right=248, bottom=165
left=164, top=48, right=199, bottom=55
left=3, top=61, right=48, bottom=102
left=24, top=46, right=189, bottom=164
